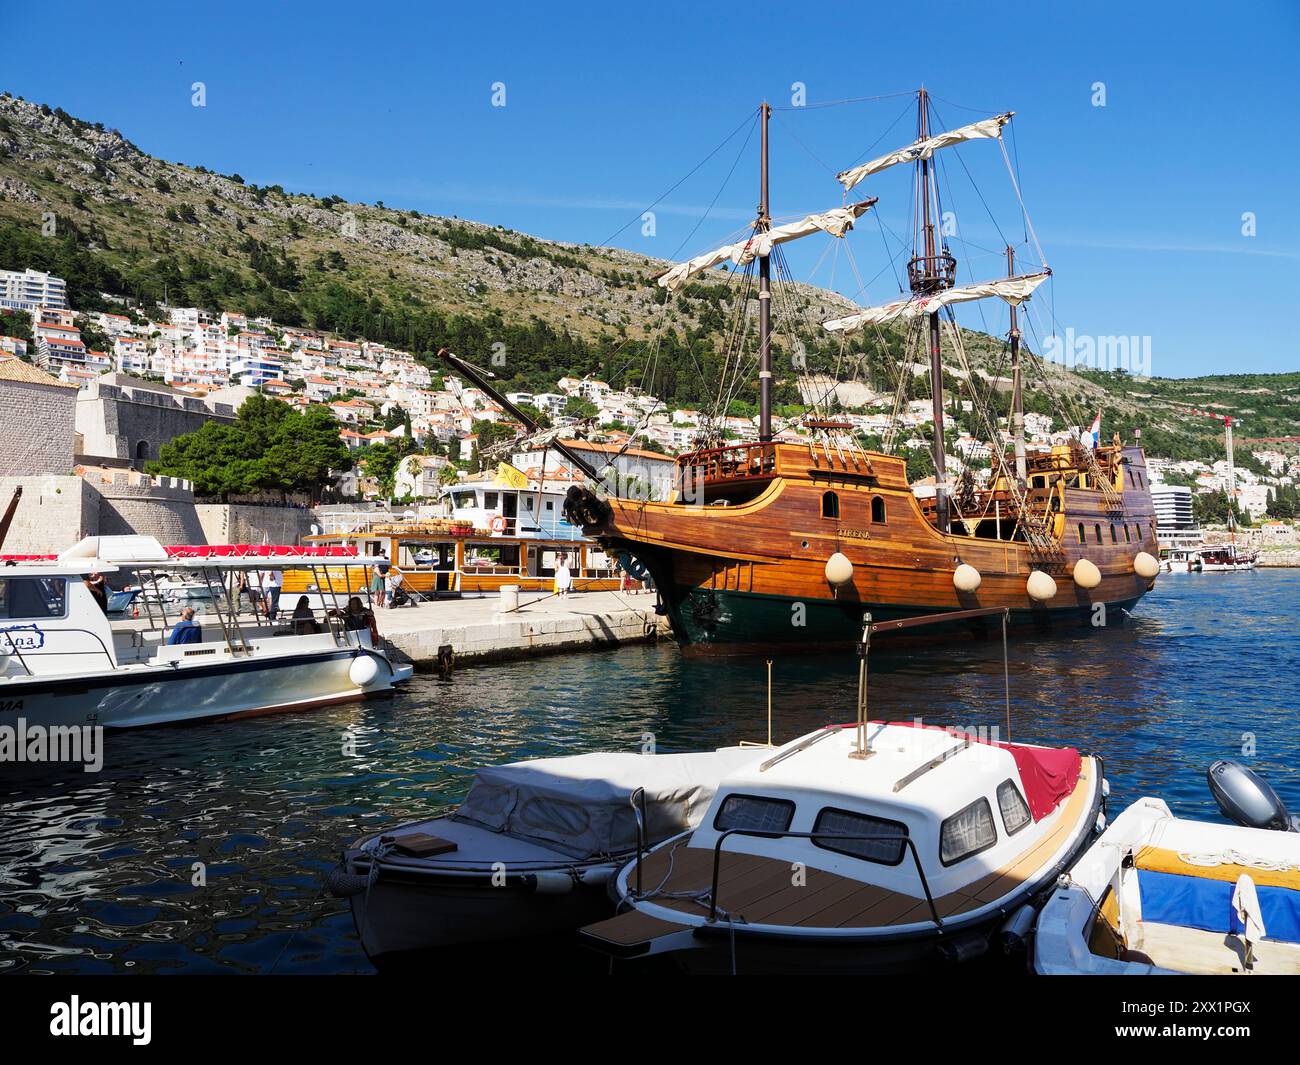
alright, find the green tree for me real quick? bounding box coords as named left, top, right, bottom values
left=360, top=442, right=402, bottom=498
left=150, top=396, right=351, bottom=502
left=563, top=396, right=599, bottom=419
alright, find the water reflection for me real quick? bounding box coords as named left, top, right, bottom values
left=1, top=571, right=1296, bottom=973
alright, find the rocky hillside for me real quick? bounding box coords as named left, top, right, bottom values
left=0, top=92, right=1294, bottom=459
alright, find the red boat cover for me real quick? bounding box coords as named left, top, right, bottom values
left=876, top=720, right=1081, bottom=822
left=1002, top=743, right=1081, bottom=821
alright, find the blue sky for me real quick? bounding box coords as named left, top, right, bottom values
left=8, top=1, right=1299, bottom=377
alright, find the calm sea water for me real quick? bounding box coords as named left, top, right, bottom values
left=2, top=572, right=1297, bottom=974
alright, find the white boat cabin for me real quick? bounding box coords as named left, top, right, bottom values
left=443, top=479, right=582, bottom=540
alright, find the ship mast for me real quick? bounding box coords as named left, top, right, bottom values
left=911, top=88, right=954, bottom=532
left=758, top=101, right=773, bottom=443
left=1008, top=244, right=1027, bottom=484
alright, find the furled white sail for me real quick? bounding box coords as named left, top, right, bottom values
left=656, top=200, right=877, bottom=291
left=823, top=272, right=1050, bottom=332
left=836, top=113, right=1014, bottom=193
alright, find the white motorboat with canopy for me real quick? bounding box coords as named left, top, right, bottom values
left=580, top=608, right=1105, bottom=973
left=332, top=746, right=767, bottom=964
left=0, top=535, right=412, bottom=730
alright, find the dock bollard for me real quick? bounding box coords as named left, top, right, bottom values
left=497, top=584, right=520, bottom=613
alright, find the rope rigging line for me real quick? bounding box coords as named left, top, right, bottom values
left=596, top=108, right=760, bottom=251
left=771, top=89, right=918, bottom=112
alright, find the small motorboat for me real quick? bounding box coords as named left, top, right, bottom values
left=0, top=535, right=412, bottom=729
left=581, top=722, right=1103, bottom=973
left=331, top=746, right=767, bottom=966
left=1035, top=761, right=1300, bottom=975
left=580, top=607, right=1105, bottom=974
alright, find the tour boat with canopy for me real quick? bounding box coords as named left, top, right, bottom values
left=297, top=475, right=624, bottom=599
left=0, top=535, right=412, bottom=730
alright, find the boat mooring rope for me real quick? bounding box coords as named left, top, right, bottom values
left=1176, top=849, right=1299, bottom=874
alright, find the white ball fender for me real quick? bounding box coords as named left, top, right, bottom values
left=1026, top=570, right=1058, bottom=602
left=825, top=552, right=854, bottom=586
left=1133, top=551, right=1160, bottom=579
left=953, top=563, right=982, bottom=592
left=349, top=654, right=381, bottom=688
left=1072, top=558, right=1102, bottom=590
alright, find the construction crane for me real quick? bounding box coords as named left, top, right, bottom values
left=1186, top=407, right=1242, bottom=534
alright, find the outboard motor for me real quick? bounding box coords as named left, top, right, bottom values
left=1207, top=760, right=1300, bottom=832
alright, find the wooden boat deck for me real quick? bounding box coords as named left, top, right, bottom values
left=583, top=763, right=1093, bottom=952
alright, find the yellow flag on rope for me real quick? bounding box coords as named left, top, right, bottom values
left=496, top=462, right=529, bottom=489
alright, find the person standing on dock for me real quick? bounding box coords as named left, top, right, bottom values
left=385, top=566, right=404, bottom=608
left=261, top=568, right=283, bottom=621
left=370, top=561, right=387, bottom=609
left=554, top=553, right=573, bottom=598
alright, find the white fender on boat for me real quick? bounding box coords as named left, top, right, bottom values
left=825, top=552, right=854, bottom=586
left=953, top=563, right=982, bottom=593
left=349, top=654, right=381, bottom=688
left=998, top=904, right=1037, bottom=954
left=530, top=870, right=574, bottom=895
left=1133, top=551, right=1160, bottom=579
left=1072, top=558, right=1102, bottom=590
left=577, top=864, right=616, bottom=886
left=1026, top=570, right=1057, bottom=602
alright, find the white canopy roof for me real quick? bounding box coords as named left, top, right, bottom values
left=655, top=200, right=877, bottom=292
left=836, top=113, right=1013, bottom=193
left=823, top=272, right=1051, bottom=333
left=453, top=747, right=764, bottom=859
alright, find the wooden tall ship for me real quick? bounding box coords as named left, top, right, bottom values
left=447, top=90, right=1162, bottom=654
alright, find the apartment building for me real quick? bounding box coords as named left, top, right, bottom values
left=0, top=268, right=68, bottom=312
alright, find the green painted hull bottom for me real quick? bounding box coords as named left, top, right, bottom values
left=661, top=585, right=1141, bottom=655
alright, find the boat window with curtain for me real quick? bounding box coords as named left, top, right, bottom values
left=713, top=794, right=795, bottom=834
left=811, top=807, right=907, bottom=865
left=822, top=491, right=839, bottom=519
left=940, top=798, right=997, bottom=865
left=997, top=780, right=1032, bottom=836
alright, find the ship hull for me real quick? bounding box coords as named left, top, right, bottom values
left=581, top=442, right=1160, bottom=654
left=658, top=582, right=1142, bottom=654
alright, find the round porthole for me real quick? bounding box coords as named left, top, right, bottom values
left=801, top=540, right=809, bottom=549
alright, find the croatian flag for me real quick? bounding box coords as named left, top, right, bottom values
left=1087, top=410, right=1101, bottom=449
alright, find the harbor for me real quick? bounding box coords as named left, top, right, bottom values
left=2, top=571, right=1296, bottom=974
left=4, top=1, right=1300, bottom=1037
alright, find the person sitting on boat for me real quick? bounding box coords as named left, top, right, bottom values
left=329, top=596, right=379, bottom=643
left=84, top=570, right=109, bottom=615
left=167, top=607, right=202, bottom=645
left=291, top=595, right=321, bottom=635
